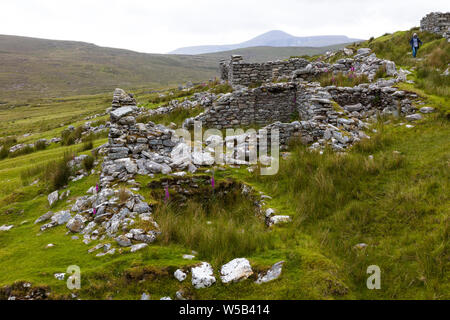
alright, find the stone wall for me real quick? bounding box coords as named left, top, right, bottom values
left=191, top=82, right=297, bottom=129
left=420, top=12, right=450, bottom=40
left=220, top=55, right=309, bottom=86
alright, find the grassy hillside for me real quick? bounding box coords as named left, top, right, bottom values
left=0, top=35, right=218, bottom=103
left=0, top=29, right=448, bottom=300
left=0, top=35, right=348, bottom=104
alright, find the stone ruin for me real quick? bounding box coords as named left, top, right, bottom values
left=420, top=12, right=450, bottom=41
left=187, top=48, right=423, bottom=151
left=32, top=43, right=434, bottom=274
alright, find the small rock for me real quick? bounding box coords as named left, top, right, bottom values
left=130, top=243, right=148, bottom=252
left=265, top=208, right=275, bottom=218
left=115, top=235, right=132, bottom=247
left=354, top=243, right=368, bottom=250
left=256, top=261, right=284, bottom=284
left=174, top=269, right=187, bottom=282
left=0, top=225, right=14, bottom=231
left=269, top=215, right=292, bottom=225
left=419, top=107, right=434, bottom=114
left=48, top=191, right=59, bottom=207
left=191, top=262, right=216, bottom=289
left=405, top=114, right=422, bottom=122
left=220, top=258, right=253, bottom=284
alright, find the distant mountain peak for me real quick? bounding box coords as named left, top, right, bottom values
left=170, top=30, right=362, bottom=55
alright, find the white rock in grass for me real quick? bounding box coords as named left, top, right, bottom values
left=130, top=243, right=148, bottom=252
left=420, top=107, right=434, bottom=114
left=269, top=215, right=292, bottom=225
left=48, top=191, right=59, bottom=207
left=405, top=113, right=422, bottom=122
left=220, top=258, right=253, bottom=284
left=160, top=296, right=172, bottom=300
left=0, top=225, right=14, bottom=231
left=174, top=269, right=187, bottom=282
left=256, top=261, right=284, bottom=284
left=265, top=208, right=275, bottom=218
left=191, top=262, right=216, bottom=289
left=183, top=254, right=195, bottom=260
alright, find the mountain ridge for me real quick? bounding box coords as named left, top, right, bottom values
left=170, top=30, right=362, bottom=54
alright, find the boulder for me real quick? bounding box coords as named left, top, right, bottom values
left=0, top=225, right=14, bottom=231
left=356, top=48, right=371, bottom=56
left=47, top=191, right=59, bottom=207
left=256, top=261, right=284, bottom=284
left=34, top=211, right=54, bottom=224
left=405, top=113, right=423, bottom=122
left=174, top=269, right=187, bottom=282
left=220, top=258, right=253, bottom=284
left=116, top=235, right=132, bottom=247
left=66, top=215, right=85, bottom=233
left=110, top=106, right=135, bottom=121
left=133, top=201, right=150, bottom=214
left=191, top=262, right=216, bottom=289
left=343, top=48, right=354, bottom=56
left=420, top=107, right=434, bottom=114
left=269, top=215, right=292, bottom=225
left=130, top=243, right=148, bottom=252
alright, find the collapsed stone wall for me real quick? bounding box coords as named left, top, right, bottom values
left=191, top=82, right=297, bottom=129
left=220, top=55, right=309, bottom=86
left=420, top=12, right=450, bottom=40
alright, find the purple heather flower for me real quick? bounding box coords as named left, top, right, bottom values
left=211, top=175, right=215, bottom=188
left=93, top=208, right=96, bottom=216
left=164, top=186, right=170, bottom=201
left=95, top=183, right=99, bottom=193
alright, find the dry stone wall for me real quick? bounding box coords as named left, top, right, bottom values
left=220, top=55, right=309, bottom=86
left=191, top=82, right=297, bottom=129
left=420, top=12, right=450, bottom=40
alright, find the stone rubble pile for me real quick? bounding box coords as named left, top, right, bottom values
left=420, top=12, right=450, bottom=41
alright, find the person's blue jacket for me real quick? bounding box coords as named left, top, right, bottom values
left=410, top=36, right=423, bottom=48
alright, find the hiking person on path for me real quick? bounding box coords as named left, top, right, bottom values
left=410, top=33, right=423, bottom=58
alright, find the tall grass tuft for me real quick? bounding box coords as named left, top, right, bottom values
left=153, top=190, right=274, bottom=264
left=319, top=72, right=369, bottom=87
left=43, top=152, right=74, bottom=191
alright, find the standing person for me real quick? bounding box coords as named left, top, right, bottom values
left=410, top=33, right=423, bottom=58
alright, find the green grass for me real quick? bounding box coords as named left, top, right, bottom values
left=153, top=186, right=275, bottom=265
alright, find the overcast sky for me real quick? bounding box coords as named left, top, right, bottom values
left=0, top=0, right=448, bottom=53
